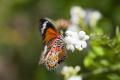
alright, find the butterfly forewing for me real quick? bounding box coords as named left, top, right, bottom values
left=39, top=18, right=58, bottom=45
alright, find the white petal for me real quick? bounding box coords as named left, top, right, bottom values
left=62, top=66, right=69, bottom=72
left=70, top=6, right=85, bottom=18
left=75, top=66, right=81, bottom=72
left=81, top=41, right=87, bottom=48
left=64, top=36, right=76, bottom=45
left=84, top=35, right=89, bottom=40
left=79, top=31, right=86, bottom=36
left=79, top=31, right=86, bottom=40
left=66, top=44, right=75, bottom=52
left=75, top=43, right=83, bottom=51
left=92, top=11, right=102, bottom=20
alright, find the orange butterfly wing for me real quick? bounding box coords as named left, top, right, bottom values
left=39, top=18, right=59, bottom=45
left=44, top=28, right=58, bottom=44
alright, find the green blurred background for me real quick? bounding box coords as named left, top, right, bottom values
left=0, top=0, right=120, bottom=80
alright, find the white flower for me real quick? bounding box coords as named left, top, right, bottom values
left=79, top=31, right=89, bottom=40
left=70, top=6, right=85, bottom=24
left=80, top=41, right=87, bottom=48
left=61, top=66, right=70, bottom=77
left=64, top=6, right=92, bottom=52
left=61, top=66, right=82, bottom=80
left=70, top=6, right=102, bottom=27
left=89, top=11, right=102, bottom=26
left=62, top=66, right=70, bottom=73
left=75, top=66, right=81, bottom=72
left=74, top=41, right=83, bottom=51
left=66, top=44, right=75, bottom=52
left=84, top=10, right=102, bottom=26
left=61, top=66, right=75, bottom=79
left=70, top=6, right=85, bottom=19
left=64, top=30, right=89, bottom=52
left=68, top=76, right=82, bottom=80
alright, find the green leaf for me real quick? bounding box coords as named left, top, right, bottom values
left=92, top=46, right=105, bottom=56
left=108, top=74, right=120, bottom=80
left=84, top=56, right=93, bottom=67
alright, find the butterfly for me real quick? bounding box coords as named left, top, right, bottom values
left=39, top=18, right=67, bottom=70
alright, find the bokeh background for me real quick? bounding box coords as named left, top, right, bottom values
left=0, top=0, right=120, bottom=80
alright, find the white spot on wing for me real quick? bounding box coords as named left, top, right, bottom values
left=41, top=21, right=48, bottom=34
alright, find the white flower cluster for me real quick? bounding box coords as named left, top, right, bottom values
left=64, top=30, right=89, bottom=52
left=64, top=6, right=102, bottom=52
left=61, top=66, right=82, bottom=80
left=70, top=6, right=102, bottom=27
left=70, top=6, right=85, bottom=25
left=84, top=10, right=102, bottom=27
